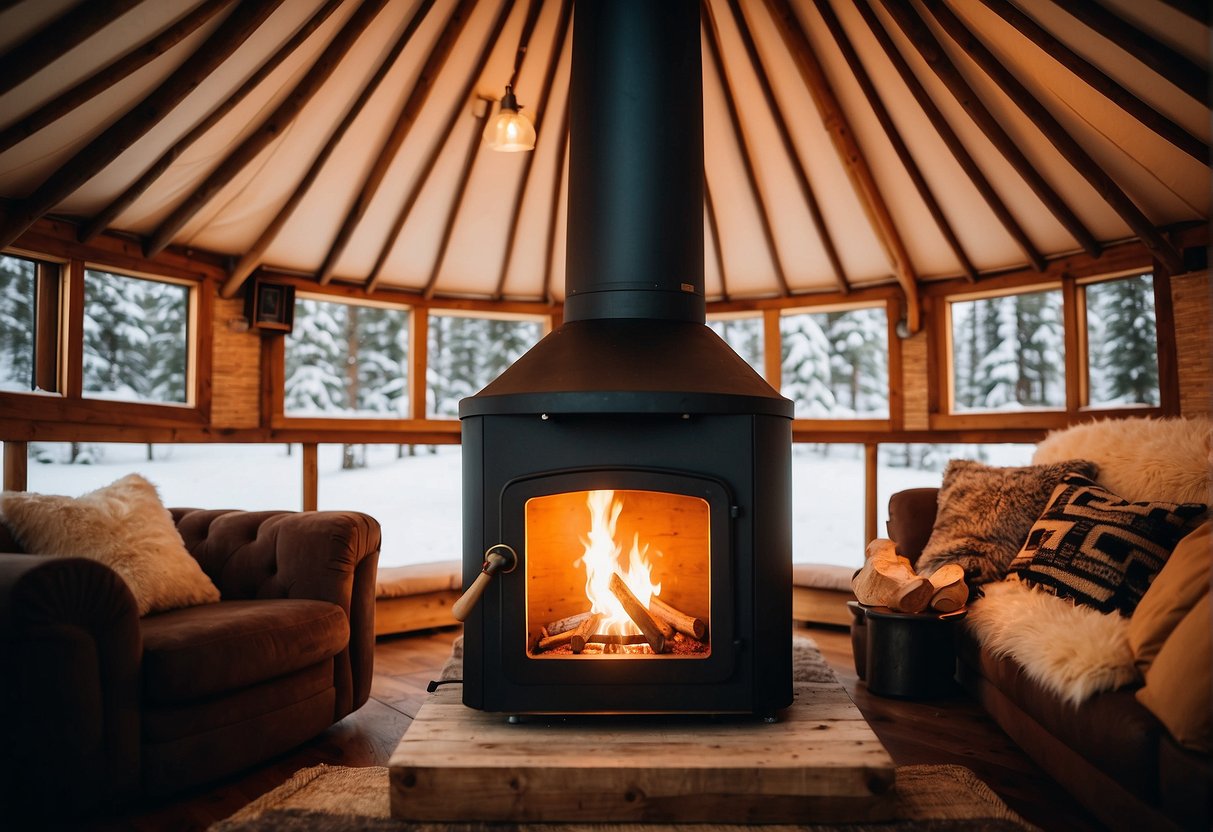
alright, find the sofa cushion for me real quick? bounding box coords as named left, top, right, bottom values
left=1009, top=474, right=1207, bottom=615
left=916, top=458, right=1098, bottom=585
left=1129, top=521, right=1211, bottom=673
left=1136, top=593, right=1212, bottom=753
left=141, top=599, right=348, bottom=703
left=0, top=474, right=220, bottom=616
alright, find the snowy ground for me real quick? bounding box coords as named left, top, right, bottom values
left=12, top=441, right=1032, bottom=569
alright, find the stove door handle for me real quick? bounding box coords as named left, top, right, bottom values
left=452, top=544, right=517, bottom=622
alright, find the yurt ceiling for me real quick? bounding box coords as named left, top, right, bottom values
left=0, top=0, right=1207, bottom=324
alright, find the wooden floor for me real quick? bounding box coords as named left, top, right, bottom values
left=80, top=625, right=1106, bottom=832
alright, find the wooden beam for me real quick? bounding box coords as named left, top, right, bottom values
left=1154, top=0, right=1209, bottom=23
left=920, top=0, right=1184, bottom=274
left=143, top=0, right=392, bottom=259
left=728, top=0, right=848, bottom=294
left=704, top=173, right=729, bottom=302
left=421, top=103, right=495, bottom=299
left=0, top=0, right=146, bottom=97
left=83, top=0, right=344, bottom=246
left=493, top=0, right=574, bottom=300
left=813, top=0, right=977, bottom=283
left=0, top=0, right=235, bottom=155
left=3, top=441, right=27, bottom=491
left=762, top=308, right=783, bottom=388
left=541, top=106, right=572, bottom=305
left=875, top=0, right=1100, bottom=262
left=409, top=306, right=430, bottom=420
left=864, top=443, right=878, bottom=543
left=220, top=0, right=437, bottom=298
left=1062, top=0, right=1208, bottom=102
left=702, top=1, right=792, bottom=297
left=763, top=0, right=921, bottom=331
left=363, top=0, right=516, bottom=293
left=302, top=443, right=318, bottom=511
left=63, top=260, right=85, bottom=399
left=852, top=0, right=1046, bottom=273
left=0, top=0, right=285, bottom=252
left=975, top=0, right=1208, bottom=164
left=34, top=261, right=60, bottom=393
left=317, top=0, right=481, bottom=287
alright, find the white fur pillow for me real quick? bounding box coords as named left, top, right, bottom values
left=965, top=581, right=1138, bottom=706
left=0, top=474, right=220, bottom=616
left=1033, top=416, right=1211, bottom=504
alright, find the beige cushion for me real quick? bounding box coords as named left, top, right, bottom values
left=0, top=474, right=220, bottom=616
left=376, top=561, right=461, bottom=598
left=1129, top=521, right=1212, bottom=673
left=1136, top=593, right=1211, bottom=753
left=792, top=563, right=855, bottom=592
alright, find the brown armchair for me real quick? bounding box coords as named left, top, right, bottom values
left=0, top=508, right=380, bottom=819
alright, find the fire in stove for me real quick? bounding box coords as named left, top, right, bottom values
left=526, top=489, right=710, bottom=658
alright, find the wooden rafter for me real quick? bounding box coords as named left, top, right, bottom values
left=0, top=0, right=146, bottom=97
left=1061, top=0, right=1208, bottom=102
left=875, top=0, right=1100, bottom=261
left=976, top=0, right=1208, bottom=164
left=421, top=102, right=495, bottom=299
left=144, top=0, right=391, bottom=259
left=493, top=0, right=574, bottom=300
left=813, top=0, right=977, bottom=283
left=1155, top=0, right=1209, bottom=23
left=852, top=0, right=1045, bottom=272
left=703, top=0, right=791, bottom=298
left=764, top=0, right=921, bottom=331
left=318, top=0, right=482, bottom=286
left=727, top=0, right=847, bottom=294
left=0, top=0, right=235, bottom=155
left=921, top=0, right=1184, bottom=274
left=0, top=0, right=285, bottom=252
left=363, top=0, right=516, bottom=293
left=220, top=0, right=438, bottom=298
left=83, top=0, right=344, bottom=246
left=703, top=170, right=729, bottom=302
left=541, top=105, right=572, bottom=305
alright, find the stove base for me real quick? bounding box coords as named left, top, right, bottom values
left=389, top=682, right=896, bottom=823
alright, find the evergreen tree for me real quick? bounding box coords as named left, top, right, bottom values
left=83, top=269, right=153, bottom=400
left=824, top=309, right=887, bottom=416
left=143, top=279, right=189, bottom=403
left=780, top=313, right=835, bottom=417
left=0, top=255, right=35, bottom=390
left=1091, top=276, right=1158, bottom=405
left=285, top=298, right=349, bottom=413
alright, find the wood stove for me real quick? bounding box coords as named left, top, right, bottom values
left=455, top=0, right=793, bottom=717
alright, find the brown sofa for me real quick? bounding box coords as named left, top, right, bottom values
left=887, top=489, right=1211, bottom=832
left=0, top=507, right=380, bottom=819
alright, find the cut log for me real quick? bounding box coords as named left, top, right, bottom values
left=853, top=539, right=933, bottom=613
left=648, top=595, right=707, bottom=640
left=588, top=633, right=648, bottom=645
left=608, top=573, right=667, bottom=654
left=545, top=611, right=590, bottom=636
left=927, top=563, right=968, bottom=613
left=535, top=628, right=580, bottom=653
left=570, top=613, right=602, bottom=655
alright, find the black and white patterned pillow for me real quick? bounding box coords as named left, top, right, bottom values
left=1009, top=473, right=1208, bottom=616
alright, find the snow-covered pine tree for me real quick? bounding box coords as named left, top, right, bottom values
left=285, top=297, right=349, bottom=414
left=1090, top=275, right=1158, bottom=405
left=0, top=254, right=35, bottom=390
left=83, top=269, right=153, bottom=401
left=780, top=312, right=836, bottom=418
left=143, top=279, right=189, bottom=403
left=824, top=308, right=887, bottom=417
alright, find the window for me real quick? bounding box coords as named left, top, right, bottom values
left=780, top=306, right=888, bottom=418
left=427, top=312, right=542, bottom=417
left=949, top=288, right=1064, bottom=412
left=707, top=314, right=764, bottom=376
left=1, top=254, right=58, bottom=393
left=1085, top=274, right=1159, bottom=407
left=83, top=268, right=190, bottom=404
left=285, top=296, right=409, bottom=417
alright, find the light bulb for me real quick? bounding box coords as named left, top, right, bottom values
left=483, top=86, right=536, bottom=152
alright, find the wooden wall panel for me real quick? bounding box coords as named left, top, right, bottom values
left=1172, top=270, right=1211, bottom=417
left=900, top=328, right=930, bottom=431
left=210, top=292, right=261, bottom=429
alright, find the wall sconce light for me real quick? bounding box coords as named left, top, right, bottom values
left=483, top=85, right=536, bottom=152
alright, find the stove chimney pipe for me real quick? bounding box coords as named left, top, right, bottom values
left=564, top=0, right=704, bottom=324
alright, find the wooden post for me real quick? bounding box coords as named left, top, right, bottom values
left=409, top=309, right=429, bottom=421
left=763, top=309, right=783, bottom=389
left=303, top=443, right=318, bottom=511
left=864, top=443, right=878, bottom=544
left=3, top=441, right=28, bottom=492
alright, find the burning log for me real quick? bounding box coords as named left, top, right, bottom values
left=570, top=612, right=602, bottom=654
left=535, top=628, right=580, bottom=653
left=545, top=611, right=591, bottom=636
left=588, top=633, right=648, bottom=645
left=648, top=594, right=707, bottom=641
left=608, top=573, right=667, bottom=654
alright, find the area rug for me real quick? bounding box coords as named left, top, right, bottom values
left=211, top=637, right=1039, bottom=832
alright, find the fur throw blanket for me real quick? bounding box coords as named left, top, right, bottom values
left=1033, top=416, right=1211, bottom=504
left=965, top=581, right=1138, bottom=707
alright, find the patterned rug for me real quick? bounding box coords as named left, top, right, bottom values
left=210, top=637, right=1039, bottom=832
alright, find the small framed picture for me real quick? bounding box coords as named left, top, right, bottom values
left=246, top=279, right=295, bottom=333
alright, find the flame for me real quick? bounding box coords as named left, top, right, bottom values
left=577, top=490, right=661, bottom=636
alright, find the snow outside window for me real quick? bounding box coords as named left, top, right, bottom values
left=1085, top=274, right=1159, bottom=407
left=0, top=254, right=37, bottom=392
left=950, top=289, right=1065, bottom=412
left=707, top=314, right=763, bottom=376
left=426, top=312, right=541, bottom=418
left=83, top=269, right=188, bottom=405
left=780, top=307, right=889, bottom=419
left=285, top=297, right=409, bottom=418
